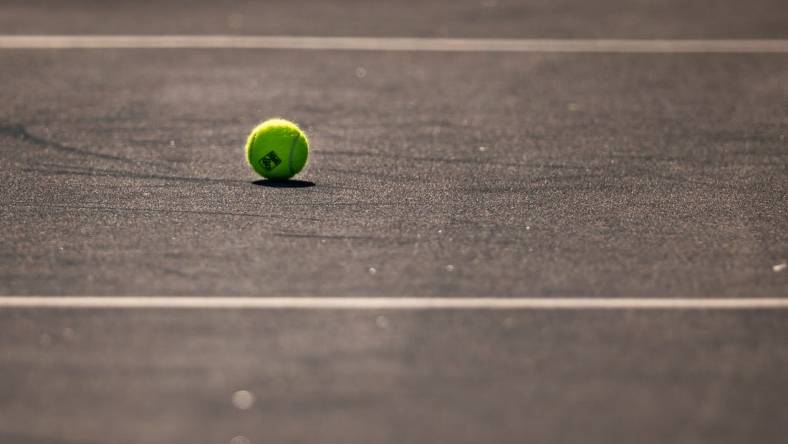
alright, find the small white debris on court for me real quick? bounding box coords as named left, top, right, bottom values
left=226, top=13, right=244, bottom=30
left=232, top=390, right=255, bottom=410
left=773, top=262, right=787, bottom=272
left=368, top=267, right=377, bottom=275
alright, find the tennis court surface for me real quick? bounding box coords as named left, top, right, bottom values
left=1, top=1, right=787, bottom=443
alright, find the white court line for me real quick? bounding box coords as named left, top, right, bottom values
left=0, top=36, right=787, bottom=53
left=0, top=297, right=787, bottom=310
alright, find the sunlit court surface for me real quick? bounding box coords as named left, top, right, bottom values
left=1, top=1, right=787, bottom=443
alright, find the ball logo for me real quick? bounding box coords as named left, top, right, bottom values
left=259, top=151, right=282, bottom=171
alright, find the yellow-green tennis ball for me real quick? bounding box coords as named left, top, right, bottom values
left=245, top=118, right=309, bottom=180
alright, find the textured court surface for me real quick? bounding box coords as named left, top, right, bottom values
left=1, top=50, right=786, bottom=297
left=1, top=1, right=787, bottom=443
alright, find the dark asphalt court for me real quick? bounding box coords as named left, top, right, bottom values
left=1, top=1, right=787, bottom=443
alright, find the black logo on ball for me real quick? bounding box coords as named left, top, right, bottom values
left=259, top=151, right=282, bottom=171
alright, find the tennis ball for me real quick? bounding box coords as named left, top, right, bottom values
left=245, top=118, right=309, bottom=180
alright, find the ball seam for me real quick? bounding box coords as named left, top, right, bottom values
left=287, top=133, right=299, bottom=177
